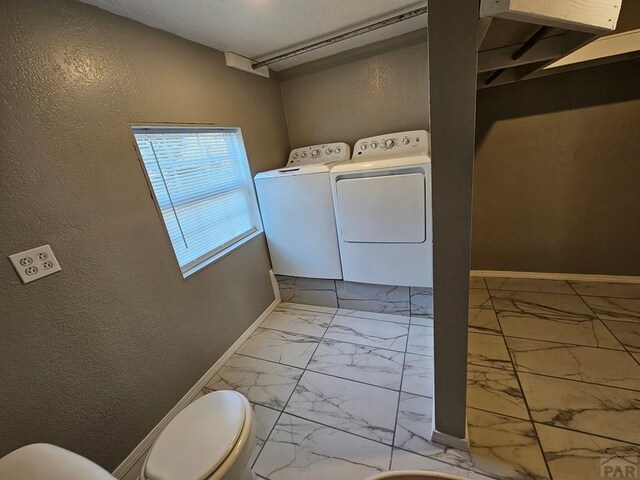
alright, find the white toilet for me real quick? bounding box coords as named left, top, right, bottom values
left=0, top=390, right=257, bottom=480
left=140, top=390, right=256, bottom=480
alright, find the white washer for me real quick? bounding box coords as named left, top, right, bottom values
left=255, top=142, right=350, bottom=279
left=330, top=130, right=432, bottom=287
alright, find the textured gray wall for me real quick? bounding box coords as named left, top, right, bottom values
left=473, top=60, right=640, bottom=275
left=0, top=0, right=289, bottom=470
left=279, top=33, right=429, bottom=148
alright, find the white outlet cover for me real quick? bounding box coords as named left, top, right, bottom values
left=9, top=244, right=62, bottom=284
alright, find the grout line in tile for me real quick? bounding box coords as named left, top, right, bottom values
left=511, top=362, right=640, bottom=393
left=409, top=315, right=435, bottom=326
left=468, top=329, right=504, bottom=337
left=493, top=309, right=598, bottom=324
left=567, top=280, right=640, bottom=301
left=488, top=288, right=580, bottom=297
left=333, top=312, right=413, bottom=326
left=276, top=409, right=395, bottom=448
left=487, top=293, right=555, bottom=480
left=234, top=352, right=313, bottom=371
left=404, top=349, right=435, bottom=359
left=258, top=325, right=325, bottom=339
left=225, top=352, right=304, bottom=373
left=466, top=405, right=535, bottom=424
left=568, top=282, right=640, bottom=369
left=468, top=328, right=502, bottom=336
left=529, top=419, right=640, bottom=448
left=201, top=384, right=288, bottom=413
left=303, top=365, right=404, bottom=393
left=466, top=360, right=515, bottom=373
left=249, top=326, right=322, bottom=341
left=474, top=326, right=629, bottom=356
left=327, top=317, right=410, bottom=351
left=476, top=339, right=640, bottom=391
left=275, top=302, right=337, bottom=314
left=583, top=316, right=640, bottom=325
left=263, top=319, right=415, bottom=355
left=500, top=331, right=629, bottom=352
left=341, top=312, right=415, bottom=324
left=405, top=351, right=435, bottom=359
left=389, top=346, right=409, bottom=469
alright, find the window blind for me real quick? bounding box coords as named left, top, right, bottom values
left=133, top=127, right=261, bottom=276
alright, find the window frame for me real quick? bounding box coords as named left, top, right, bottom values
left=130, top=124, right=263, bottom=279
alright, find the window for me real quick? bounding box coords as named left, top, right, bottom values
left=132, top=126, right=262, bottom=278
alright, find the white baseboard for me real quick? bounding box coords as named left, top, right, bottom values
left=470, top=270, right=640, bottom=284
left=431, top=429, right=470, bottom=452
left=112, top=296, right=280, bottom=479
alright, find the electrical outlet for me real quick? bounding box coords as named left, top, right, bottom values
left=9, top=244, right=62, bottom=284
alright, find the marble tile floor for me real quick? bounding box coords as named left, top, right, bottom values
left=201, top=278, right=640, bottom=480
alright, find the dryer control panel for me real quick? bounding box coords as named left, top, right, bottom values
left=352, top=130, right=430, bottom=160
left=287, top=142, right=351, bottom=166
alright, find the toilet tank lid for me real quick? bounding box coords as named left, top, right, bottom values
left=144, top=391, right=247, bottom=480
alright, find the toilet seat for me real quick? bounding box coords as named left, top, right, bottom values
left=142, top=391, right=253, bottom=480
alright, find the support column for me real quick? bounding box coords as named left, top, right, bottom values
left=428, top=0, right=479, bottom=449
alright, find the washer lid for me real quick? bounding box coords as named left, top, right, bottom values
left=144, top=391, right=246, bottom=480
left=254, top=162, right=336, bottom=180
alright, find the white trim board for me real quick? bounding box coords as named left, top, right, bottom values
left=479, top=0, right=621, bottom=34
left=470, top=270, right=640, bottom=284
left=112, top=293, right=280, bottom=479
left=269, top=269, right=281, bottom=303
left=431, top=429, right=470, bottom=452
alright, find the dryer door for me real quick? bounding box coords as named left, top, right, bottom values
left=336, top=173, right=426, bottom=243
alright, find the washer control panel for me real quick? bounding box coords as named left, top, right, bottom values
left=287, top=142, right=351, bottom=166
left=353, top=130, right=430, bottom=159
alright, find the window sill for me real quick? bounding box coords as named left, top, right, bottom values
left=182, top=230, right=263, bottom=279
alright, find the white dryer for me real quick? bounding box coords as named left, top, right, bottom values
left=255, top=143, right=350, bottom=279
left=330, top=130, right=432, bottom=287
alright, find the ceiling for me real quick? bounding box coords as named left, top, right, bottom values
left=79, top=0, right=428, bottom=71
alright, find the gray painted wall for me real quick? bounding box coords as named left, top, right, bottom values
left=280, top=32, right=429, bottom=148
left=473, top=59, right=640, bottom=275
left=0, top=0, right=289, bottom=470
left=428, top=0, right=476, bottom=441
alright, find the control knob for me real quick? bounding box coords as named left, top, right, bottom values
left=371, top=141, right=378, bottom=149
left=325, top=148, right=332, bottom=155
left=402, top=137, right=410, bottom=145
left=360, top=143, right=368, bottom=150
left=292, top=153, right=299, bottom=159
left=301, top=152, right=307, bottom=158
left=384, top=139, right=395, bottom=148
left=335, top=147, right=342, bottom=154
left=311, top=149, right=320, bottom=158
